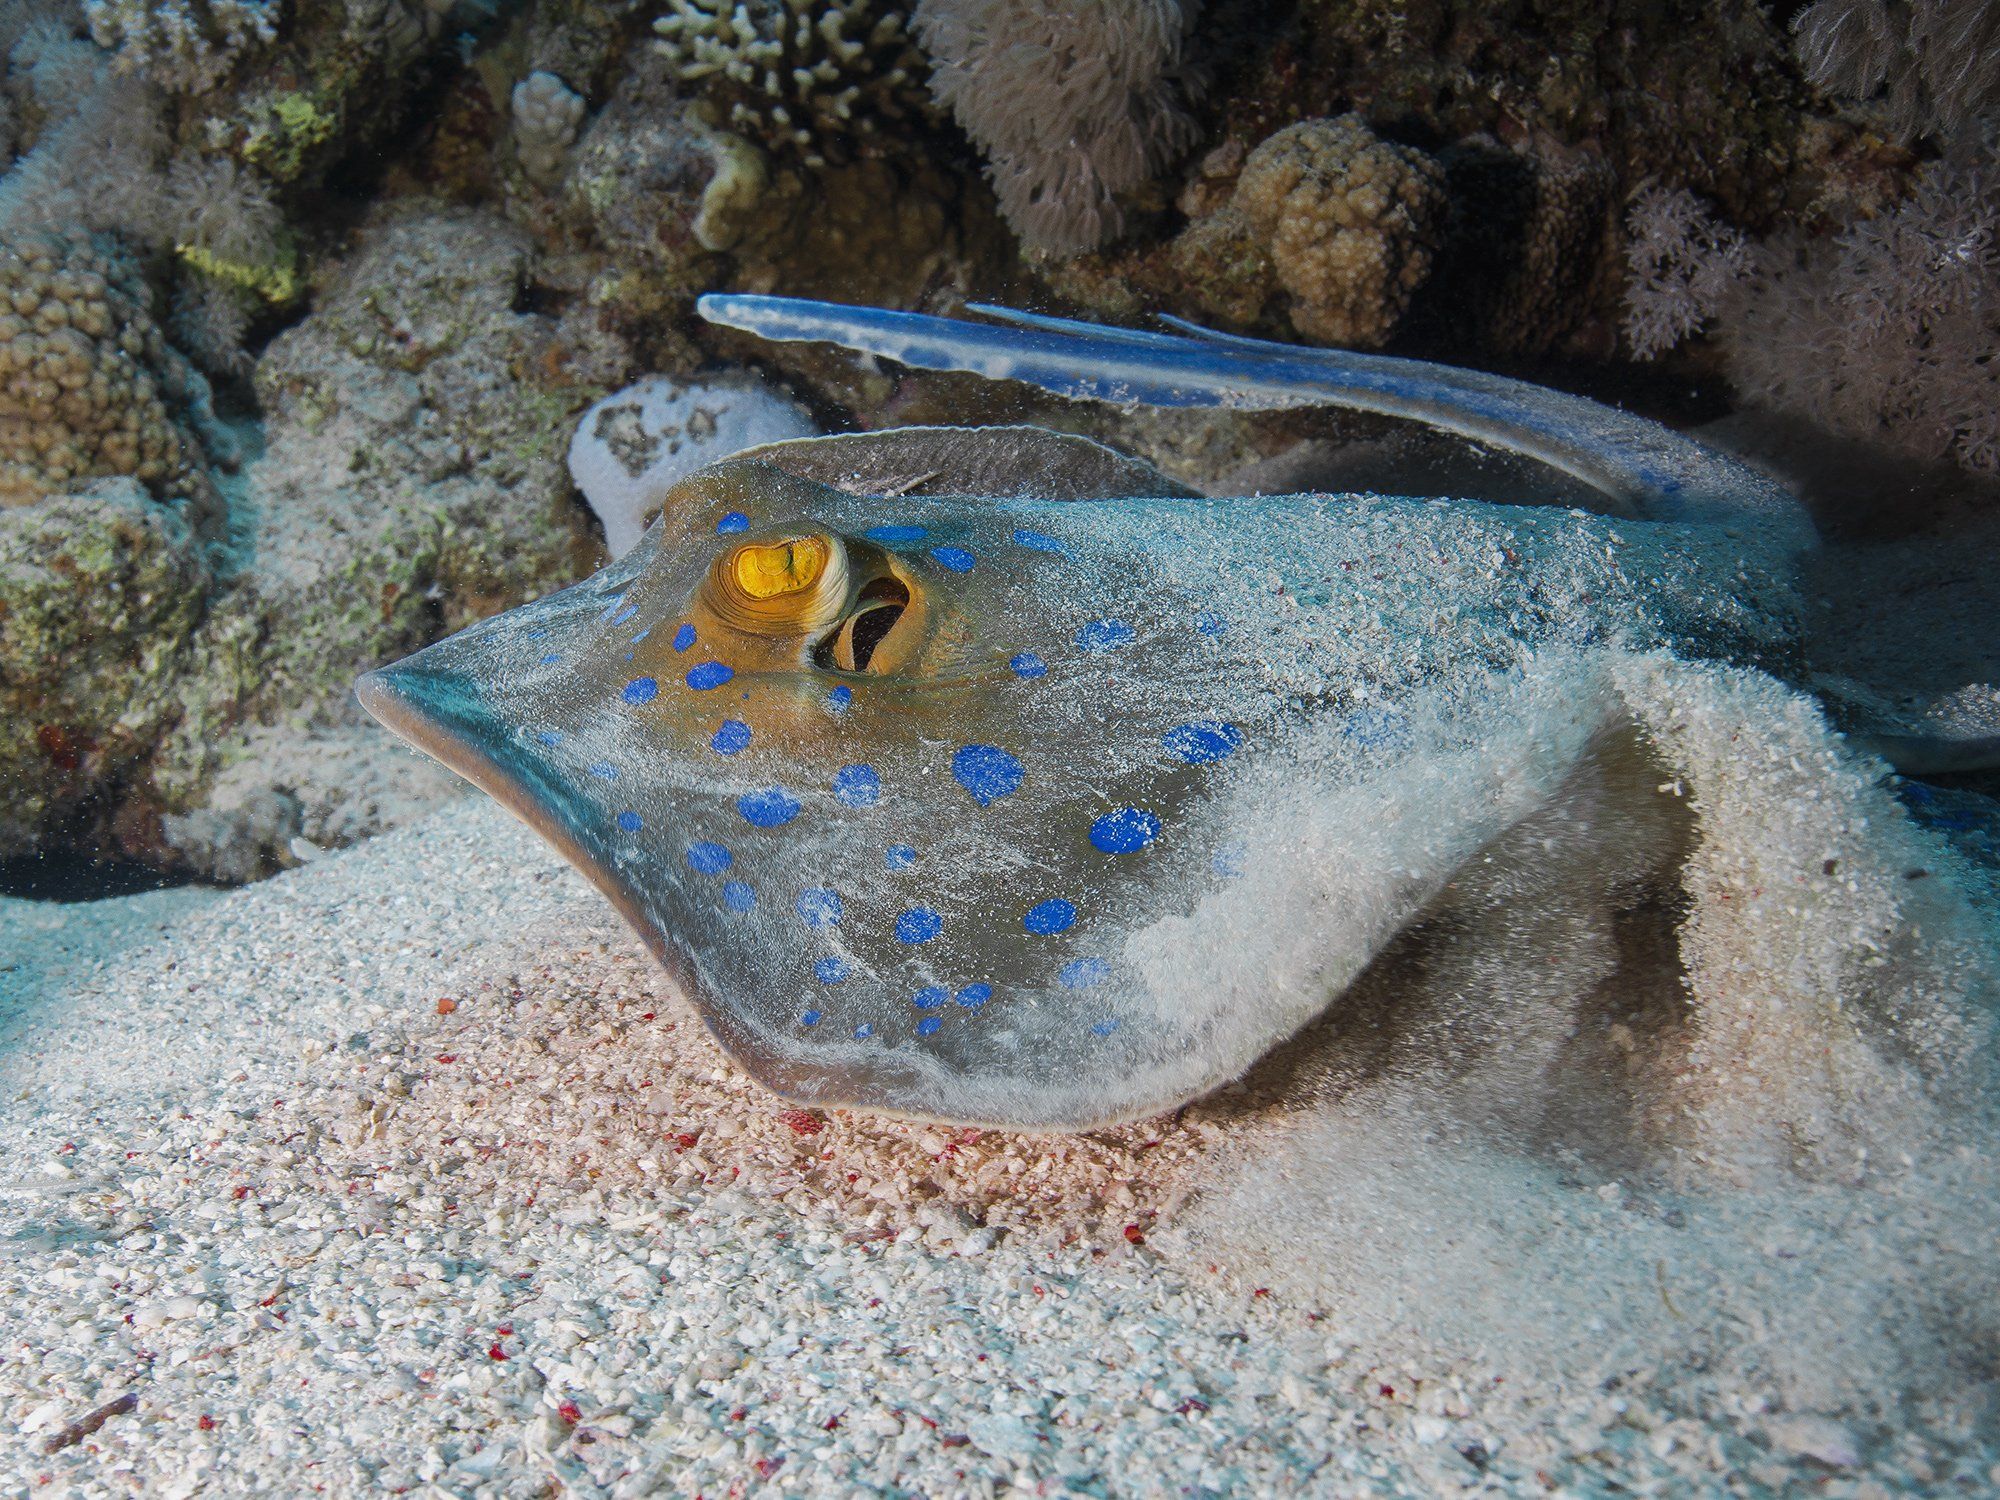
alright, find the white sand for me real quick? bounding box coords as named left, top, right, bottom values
left=4, top=789, right=1996, bottom=1496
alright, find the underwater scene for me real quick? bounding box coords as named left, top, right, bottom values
left=3, top=0, right=1999, bottom=1494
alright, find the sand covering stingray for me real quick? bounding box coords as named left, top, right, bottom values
left=358, top=300, right=1996, bottom=1134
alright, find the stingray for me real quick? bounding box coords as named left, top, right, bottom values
left=357, top=297, right=1936, bottom=1129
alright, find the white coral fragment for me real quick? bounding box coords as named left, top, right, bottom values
left=511, top=69, right=586, bottom=188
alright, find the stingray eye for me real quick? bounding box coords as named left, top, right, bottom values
left=707, top=534, right=850, bottom=633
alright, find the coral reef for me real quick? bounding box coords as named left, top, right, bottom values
left=0, top=479, right=212, bottom=853
left=1624, top=163, right=1999, bottom=476
left=1424, top=135, right=1618, bottom=357
left=1792, top=0, right=2000, bottom=143
left=82, top=0, right=276, bottom=92
left=0, top=232, right=225, bottom=515
left=511, top=68, right=586, bottom=189
left=1173, top=115, right=1446, bottom=349
left=914, top=0, right=1201, bottom=254
left=568, top=373, right=816, bottom=557
left=652, top=0, right=934, bottom=169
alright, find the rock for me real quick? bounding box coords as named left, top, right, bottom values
left=567, top=374, right=815, bottom=558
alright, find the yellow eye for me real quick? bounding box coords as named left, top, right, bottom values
left=732, top=538, right=826, bottom=598
left=706, top=534, right=850, bottom=633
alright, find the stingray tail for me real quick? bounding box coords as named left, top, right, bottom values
left=698, top=294, right=1811, bottom=546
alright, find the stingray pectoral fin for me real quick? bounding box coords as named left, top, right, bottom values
left=735, top=425, right=1201, bottom=501
left=697, top=293, right=1813, bottom=548
left=355, top=663, right=678, bottom=974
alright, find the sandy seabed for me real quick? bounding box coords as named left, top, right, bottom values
left=3, top=787, right=1997, bottom=1498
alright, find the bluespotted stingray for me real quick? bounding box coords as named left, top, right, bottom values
left=359, top=298, right=1831, bottom=1129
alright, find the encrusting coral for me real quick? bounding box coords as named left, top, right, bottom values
left=913, top=0, right=1202, bottom=255
left=0, top=232, right=224, bottom=513
left=652, top=0, right=934, bottom=170
left=1173, top=115, right=1447, bottom=349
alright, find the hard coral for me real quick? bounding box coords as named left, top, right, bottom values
left=1178, top=115, right=1446, bottom=350
left=0, top=233, right=220, bottom=512
left=82, top=0, right=276, bottom=93
left=652, top=0, right=933, bottom=170
left=914, top=0, right=1201, bottom=255
left=1430, top=135, right=1617, bottom=357
left=512, top=69, right=586, bottom=189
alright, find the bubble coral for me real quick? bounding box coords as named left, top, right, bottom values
left=1230, top=115, right=1448, bottom=349
left=0, top=233, right=216, bottom=509
left=652, top=0, right=933, bottom=169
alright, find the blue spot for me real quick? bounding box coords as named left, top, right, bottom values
left=814, top=956, right=851, bottom=984
left=631, top=628, right=652, bottom=645
left=535, top=729, right=561, bottom=746
left=1023, top=899, right=1075, bottom=936
left=952, top=744, right=1023, bottom=806
left=1163, top=721, right=1242, bottom=765
left=1212, top=845, right=1245, bottom=878
left=895, top=908, right=942, bottom=945
left=913, top=985, right=947, bottom=1010
left=1010, top=652, right=1047, bottom=680
left=885, top=844, right=917, bottom=870
left=864, top=524, right=927, bottom=545
left=717, top=511, right=750, bottom=534
left=1194, top=612, right=1227, bottom=637
left=539, top=652, right=561, bottom=666
left=796, top=887, right=843, bottom=928
left=1012, top=528, right=1067, bottom=554
left=832, top=764, right=880, bottom=807
left=686, top=662, right=734, bottom=691
left=1090, top=1018, right=1120, bottom=1036
left=954, top=983, right=991, bottom=1009
left=609, top=604, right=639, bottom=626
left=1076, top=619, right=1134, bottom=653
left=826, top=684, right=853, bottom=713
left=916, top=1016, right=943, bottom=1037
left=1091, top=808, right=1161, bottom=854
left=738, top=788, right=801, bottom=827
left=722, top=880, right=756, bottom=912
left=686, top=841, right=732, bottom=875
left=801, top=1009, right=823, bottom=1026
left=616, top=810, right=642, bottom=833
left=588, top=761, right=618, bottom=780
left=526, top=629, right=550, bottom=640
left=622, top=677, right=659, bottom=705
left=673, top=623, right=696, bottom=652
left=711, top=719, right=752, bottom=755
left=854, top=1022, right=874, bottom=1040
left=1059, top=958, right=1111, bottom=989
left=929, top=546, right=975, bottom=572
left=598, top=595, right=625, bottom=620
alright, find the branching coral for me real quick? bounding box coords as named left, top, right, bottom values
left=913, top=0, right=1201, bottom=255
left=0, top=232, right=222, bottom=509
left=653, top=0, right=933, bottom=170
left=1623, top=166, right=2000, bottom=476
left=511, top=68, right=585, bottom=188
left=1792, top=0, right=2000, bottom=143
left=82, top=0, right=276, bottom=93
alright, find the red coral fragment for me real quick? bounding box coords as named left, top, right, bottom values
left=779, top=1109, right=823, bottom=1136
